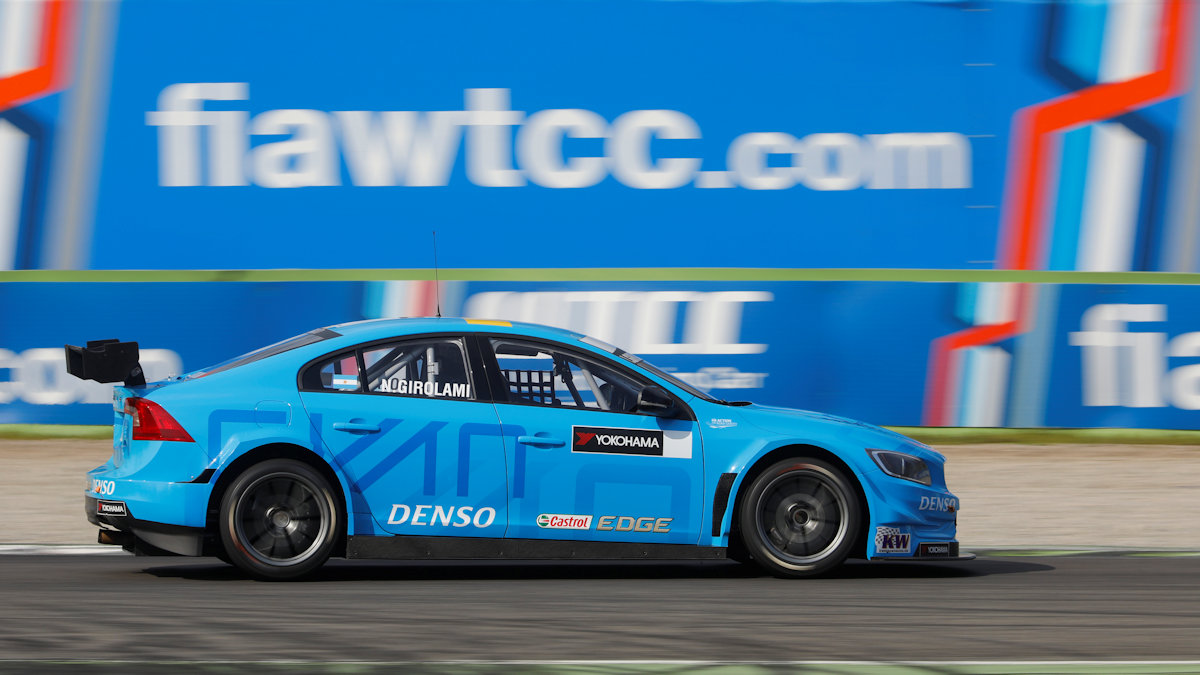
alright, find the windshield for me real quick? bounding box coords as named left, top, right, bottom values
left=193, top=328, right=341, bottom=378
left=579, top=336, right=720, bottom=402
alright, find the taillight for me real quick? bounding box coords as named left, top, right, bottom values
left=124, top=398, right=194, bottom=442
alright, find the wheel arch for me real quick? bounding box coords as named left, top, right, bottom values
left=727, top=443, right=871, bottom=560
left=204, top=442, right=349, bottom=558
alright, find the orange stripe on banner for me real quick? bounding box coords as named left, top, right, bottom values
left=922, top=0, right=1192, bottom=426
left=0, top=1, right=73, bottom=112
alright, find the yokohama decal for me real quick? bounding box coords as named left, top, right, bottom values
left=572, top=426, right=664, bottom=456
left=96, top=500, right=128, bottom=517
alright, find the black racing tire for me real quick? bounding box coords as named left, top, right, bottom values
left=218, top=458, right=340, bottom=580
left=737, top=458, right=860, bottom=578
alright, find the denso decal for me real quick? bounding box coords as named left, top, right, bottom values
left=386, top=504, right=496, bottom=528
left=919, top=496, right=957, bottom=512
left=96, top=500, right=128, bottom=517
left=596, top=516, right=672, bottom=533
left=91, top=479, right=115, bottom=496
left=875, top=526, right=911, bottom=554
left=375, top=379, right=470, bottom=398
left=536, top=513, right=593, bottom=530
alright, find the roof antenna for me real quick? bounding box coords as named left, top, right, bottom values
left=432, top=230, right=442, bottom=318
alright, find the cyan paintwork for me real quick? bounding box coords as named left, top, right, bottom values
left=85, top=318, right=960, bottom=558
left=301, top=392, right=510, bottom=539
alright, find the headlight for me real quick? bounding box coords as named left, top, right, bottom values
left=867, top=449, right=931, bottom=486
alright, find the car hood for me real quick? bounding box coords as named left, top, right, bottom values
left=733, top=403, right=945, bottom=463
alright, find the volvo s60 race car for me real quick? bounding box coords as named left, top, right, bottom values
left=68, top=318, right=970, bottom=580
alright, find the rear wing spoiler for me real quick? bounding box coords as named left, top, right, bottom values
left=64, top=339, right=146, bottom=387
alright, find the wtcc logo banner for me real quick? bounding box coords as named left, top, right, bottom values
left=147, top=84, right=971, bottom=192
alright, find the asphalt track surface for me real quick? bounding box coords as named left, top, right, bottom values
left=1, top=553, right=1198, bottom=669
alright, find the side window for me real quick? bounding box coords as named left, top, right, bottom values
left=488, top=338, right=649, bottom=413
left=301, top=352, right=361, bottom=392
left=363, top=338, right=474, bottom=400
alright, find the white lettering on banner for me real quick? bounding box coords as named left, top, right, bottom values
left=249, top=109, right=339, bottom=188
left=335, top=110, right=465, bottom=186
left=674, top=367, right=768, bottom=389
left=146, top=83, right=250, bottom=186
left=148, top=84, right=972, bottom=191
left=463, top=290, right=771, bottom=356
left=517, top=108, right=608, bottom=188
left=387, top=503, right=497, bottom=528
left=1069, top=303, right=1200, bottom=410
left=0, top=348, right=182, bottom=405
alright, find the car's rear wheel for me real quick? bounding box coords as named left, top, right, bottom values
left=218, top=459, right=339, bottom=580
left=738, top=458, right=859, bottom=578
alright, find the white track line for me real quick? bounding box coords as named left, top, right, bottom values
left=0, top=545, right=125, bottom=555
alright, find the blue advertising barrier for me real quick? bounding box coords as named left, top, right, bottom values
left=3, top=0, right=1199, bottom=273
left=5, top=279, right=1200, bottom=429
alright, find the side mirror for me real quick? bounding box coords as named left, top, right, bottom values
left=635, top=385, right=677, bottom=417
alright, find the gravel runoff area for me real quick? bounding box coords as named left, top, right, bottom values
left=2, top=439, right=1198, bottom=548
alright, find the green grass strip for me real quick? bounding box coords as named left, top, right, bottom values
left=0, top=425, right=111, bottom=440
left=889, top=426, right=1200, bottom=445
left=4, top=267, right=1200, bottom=284
left=4, top=424, right=1200, bottom=443
left=2, top=662, right=1198, bottom=675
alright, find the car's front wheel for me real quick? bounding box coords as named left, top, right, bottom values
left=738, top=458, right=860, bottom=577
left=218, top=458, right=340, bottom=580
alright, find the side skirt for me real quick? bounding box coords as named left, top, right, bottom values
left=347, top=535, right=727, bottom=561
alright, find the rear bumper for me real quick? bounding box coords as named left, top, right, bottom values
left=86, top=495, right=207, bottom=556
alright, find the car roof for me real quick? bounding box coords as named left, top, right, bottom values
left=326, top=317, right=589, bottom=345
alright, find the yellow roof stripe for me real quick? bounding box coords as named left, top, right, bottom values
left=465, top=319, right=512, bottom=327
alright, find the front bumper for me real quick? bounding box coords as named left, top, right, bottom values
left=85, top=495, right=207, bottom=556
left=869, top=540, right=975, bottom=562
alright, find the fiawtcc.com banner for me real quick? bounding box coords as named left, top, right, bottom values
left=5, top=279, right=1200, bottom=429
left=4, top=0, right=1200, bottom=272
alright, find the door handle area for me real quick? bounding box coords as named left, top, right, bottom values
left=332, top=421, right=381, bottom=434
left=517, top=435, right=565, bottom=448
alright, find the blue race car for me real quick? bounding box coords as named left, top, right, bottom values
left=68, top=318, right=969, bottom=580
